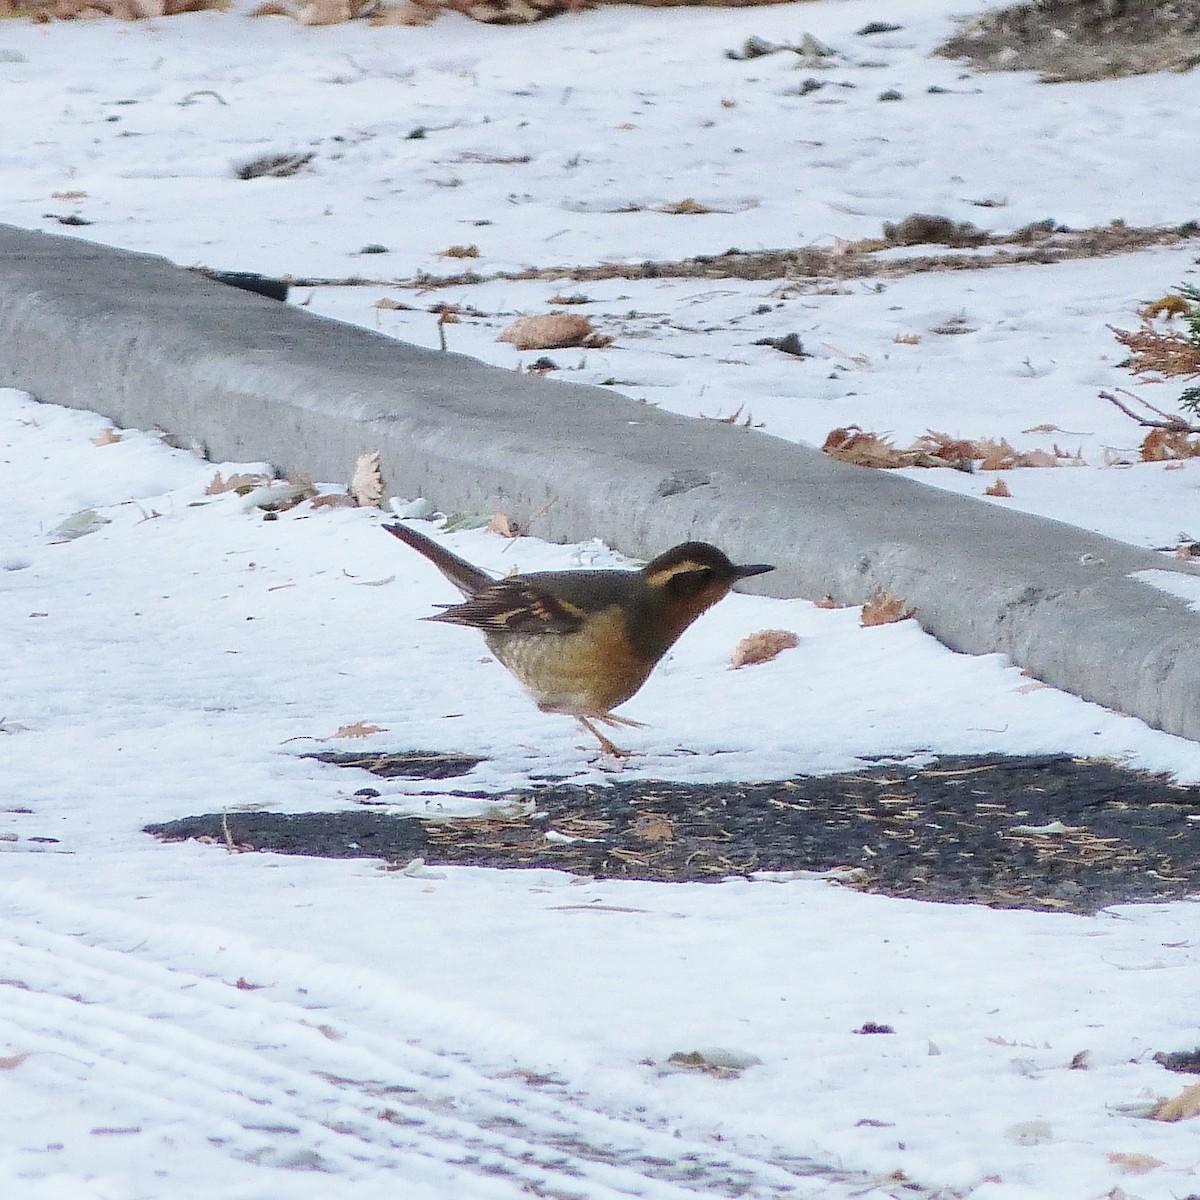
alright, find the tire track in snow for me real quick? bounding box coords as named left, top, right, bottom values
left=0, top=887, right=910, bottom=1199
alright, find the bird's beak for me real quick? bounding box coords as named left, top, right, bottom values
left=733, top=562, right=774, bottom=579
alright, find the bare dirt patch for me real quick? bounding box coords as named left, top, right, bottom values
left=937, top=0, right=1200, bottom=81
left=148, top=753, right=1200, bottom=913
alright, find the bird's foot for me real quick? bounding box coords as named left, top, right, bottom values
left=576, top=717, right=640, bottom=759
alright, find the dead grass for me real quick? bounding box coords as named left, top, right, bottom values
left=281, top=220, right=1200, bottom=292
left=937, top=0, right=1200, bottom=82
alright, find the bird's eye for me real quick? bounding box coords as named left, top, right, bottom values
left=666, top=566, right=714, bottom=598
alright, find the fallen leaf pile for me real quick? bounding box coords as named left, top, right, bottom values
left=822, top=426, right=1080, bottom=471
left=1141, top=428, right=1200, bottom=461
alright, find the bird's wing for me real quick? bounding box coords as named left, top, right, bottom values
left=383, top=522, right=493, bottom=597
left=427, top=579, right=586, bottom=635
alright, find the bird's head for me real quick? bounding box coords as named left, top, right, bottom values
left=637, top=542, right=774, bottom=650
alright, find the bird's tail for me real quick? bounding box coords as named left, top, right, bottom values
left=382, top=523, right=493, bottom=597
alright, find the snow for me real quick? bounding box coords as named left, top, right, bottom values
left=2, top=2, right=1200, bottom=1197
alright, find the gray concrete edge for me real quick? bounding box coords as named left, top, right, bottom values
left=2, top=223, right=1199, bottom=744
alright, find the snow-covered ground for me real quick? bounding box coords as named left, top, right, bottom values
left=3, top=3, right=1200, bottom=1197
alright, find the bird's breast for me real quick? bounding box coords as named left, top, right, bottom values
left=485, top=606, right=654, bottom=716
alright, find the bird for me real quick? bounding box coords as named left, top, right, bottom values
left=383, top=522, right=774, bottom=756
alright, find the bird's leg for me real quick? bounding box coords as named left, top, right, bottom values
left=591, top=713, right=648, bottom=730
left=576, top=716, right=635, bottom=758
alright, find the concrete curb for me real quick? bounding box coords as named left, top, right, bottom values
left=3, top=223, right=1199, bottom=743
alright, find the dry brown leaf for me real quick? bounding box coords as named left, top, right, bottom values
left=985, top=478, right=1012, bottom=497
left=295, top=0, right=352, bottom=22
left=699, top=403, right=763, bottom=428
left=822, top=427, right=913, bottom=469
left=861, top=590, right=915, bottom=627
left=976, top=437, right=1021, bottom=470
left=660, top=198, right=718, bottom=215
left=486, top=511, right=519, bottom=538
left=812, top=595, right=844, bottom=609
left=349, top=450, right=384, bottom=508
left=310, top=493, right=357, bottom=510
left=892, top=332, right=921, bottom=345
left=205, top=470, right=270, bottom=496
left=90, top=427, right=121, bottom=446
left=498, top=313, right=600, bottom=351
left=910, top=430, right=979, bottom=462
left=730, top=629, right=799, bottom=668
left=1106, top=1152, right=1164, bottom=1174
left=1151, top=1079, right=1200, bottom=1122
left=440, top=0, right=569, bottom=24
left=370, top=3, right=436, bottom=24
left=1142, top=428, right=1200, bottom=461
left=633, top=817, right=674, bottom=842
left=0, top=1052, right=30, bottom=1070
left=330, top=721, right=385, bottom=740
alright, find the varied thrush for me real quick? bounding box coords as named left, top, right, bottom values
left=384, top=522, right=774, bottom=755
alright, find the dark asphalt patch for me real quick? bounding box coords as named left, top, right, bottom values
left=146, top=753, right=1200, bottom=913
